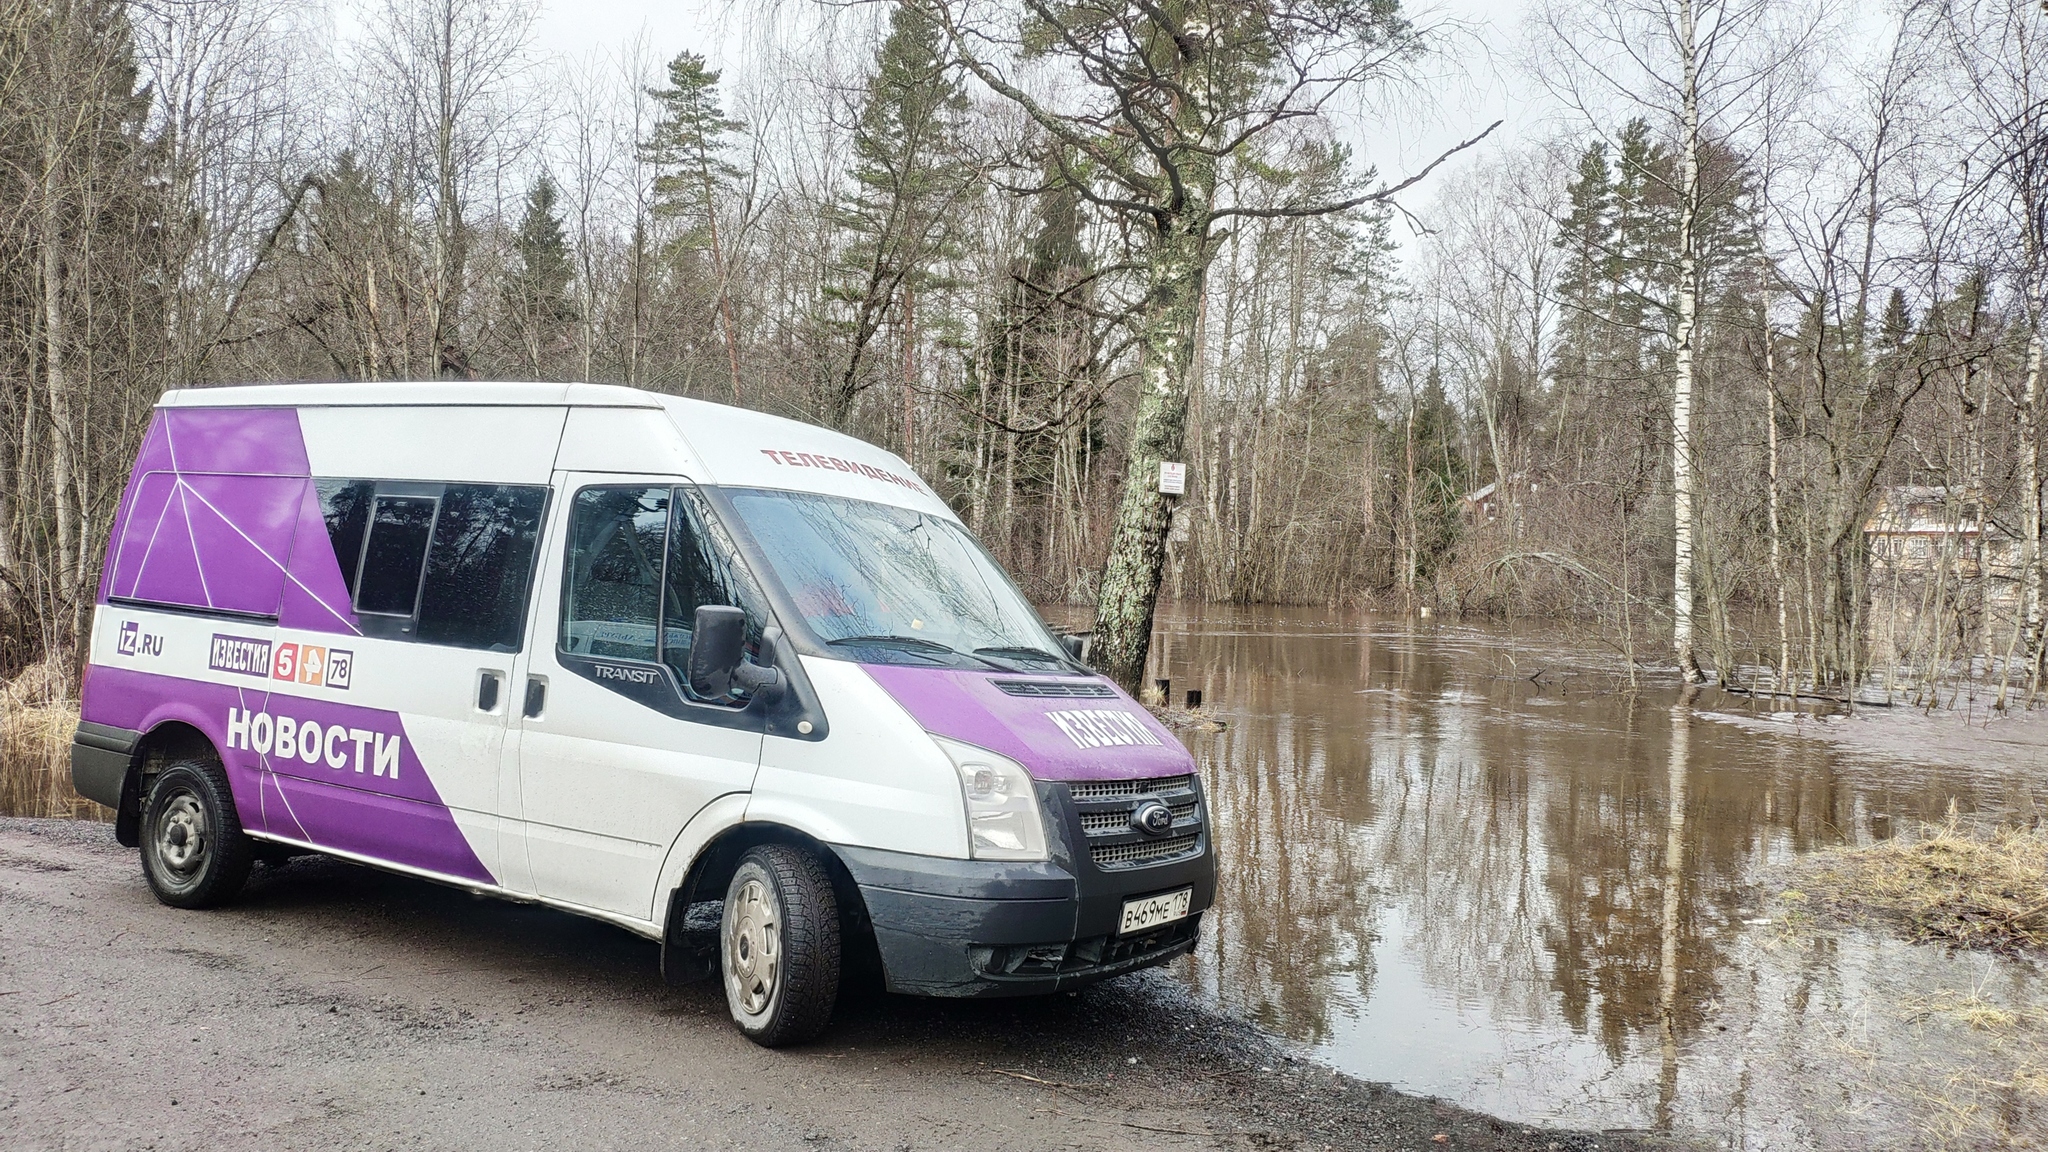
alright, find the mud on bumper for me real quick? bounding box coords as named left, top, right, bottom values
left=831, top=841, right=1215, bottom=998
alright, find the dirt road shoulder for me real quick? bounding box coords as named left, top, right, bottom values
left=0, top=818, right=1676, bottom=1151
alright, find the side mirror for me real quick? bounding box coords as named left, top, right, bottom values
left=688, top=606, right=785, bottom=702
left=1060, top=633, right=1088, bottom=661
left=688, top=606, right=745, bottom=698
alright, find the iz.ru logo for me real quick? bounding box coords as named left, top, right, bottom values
left=116, top=620, right=162, bottom=658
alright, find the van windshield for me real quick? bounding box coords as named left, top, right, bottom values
left=722, top=489, right=1076, bottom=673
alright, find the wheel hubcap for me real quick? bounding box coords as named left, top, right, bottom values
left=156, top=790, right=207, bottom=876
left=725, top=877, right=780, bottom=1017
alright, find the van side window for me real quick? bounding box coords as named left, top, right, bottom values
left=315, top=480, right=375, bottom=597
left=356, top=496, right=437, bottom=619
left=418, top=485, right=549, bottom=651
left=561, top=487, right=670, bottom=662
left=659, top=489, right=768, bottom=686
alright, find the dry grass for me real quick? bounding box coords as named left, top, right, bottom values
left=1143, top=703, right=1228, bottom=732
left=0, top=659, right=102, bottom=820
left=1802, top=814, right=2048, bottom=955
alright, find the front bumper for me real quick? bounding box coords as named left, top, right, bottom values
left=833, top=781, right=1217, bottom=998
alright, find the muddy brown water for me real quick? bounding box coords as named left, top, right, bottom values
left=1121, top=603, right=2048, bottom=1150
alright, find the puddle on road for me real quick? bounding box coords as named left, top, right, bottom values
left=1135, top=603, right=2048, bottom=1150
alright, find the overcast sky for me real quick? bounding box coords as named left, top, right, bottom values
left=517, top=0, right=1548, bottom=217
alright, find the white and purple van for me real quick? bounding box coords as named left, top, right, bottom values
left=70, top=382, right=1213, bottom=1045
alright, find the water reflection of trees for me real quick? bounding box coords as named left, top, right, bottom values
left=1155, top=604, right=2013, bottom=1068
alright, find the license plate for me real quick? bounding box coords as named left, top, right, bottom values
left=1118, top=887, right=1193, bottom=935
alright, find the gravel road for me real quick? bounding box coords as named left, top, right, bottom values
left=1, top=818, right=1676, bottom=1152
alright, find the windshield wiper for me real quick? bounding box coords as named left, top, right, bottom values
left=826, top=635, right=1014, bottom=671
left=826, top=634, right=951, bottom=651
left=972, top=645, right=1070, bottom=667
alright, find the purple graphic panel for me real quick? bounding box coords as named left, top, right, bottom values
left=100, top=406, right=358, bottom=632
left=106, top=472, right=207, bottom=606
left=861, top=665, right=1194, bottom=782
left=180, top=475, right=306, bottom=617
left=280, top=481, right=361, bottom=635
left=80, top=666, right=494, bottom=885
left=159, top=407, right=310, bottom=476
left=100, top=414, right=171, bottom=604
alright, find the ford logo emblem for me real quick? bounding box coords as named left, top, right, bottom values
left=1131, top=800, right=1174, bottom=837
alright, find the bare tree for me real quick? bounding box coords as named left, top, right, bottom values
left=908, top=0, right=1493, bottom=689
left=361, top=0, right=535, bottom=378
left=1531, top=0, right=1812, bottom=681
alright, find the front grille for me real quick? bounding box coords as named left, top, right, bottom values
left=991, top=678, right=1116, bottom=698
left=1079, top=800, right=1196, bottom=835
left=1064, top=773, right=1205, bottom=870
left=1091, top=833, right=1200, bottom=868
left=1068, top=773, right=1195, bottom=801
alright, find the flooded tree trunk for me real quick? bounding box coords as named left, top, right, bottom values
left=1765, top=308, right=1790, bottom=695
left=1670, top=0, right=1704, bottom=684
left=1091, top=221, right=1209, bottom=691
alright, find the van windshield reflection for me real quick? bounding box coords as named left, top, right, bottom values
left=723, top=489, right=1072, bottom=672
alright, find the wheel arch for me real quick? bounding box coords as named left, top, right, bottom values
left=657, top=819, right=873, bottom=987
left=114, top=720, right=225, bottom=848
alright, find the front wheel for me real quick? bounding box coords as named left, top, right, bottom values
left=139, top=760, right=253, bottom=909
left=721, top=844, right=840, bottom=1047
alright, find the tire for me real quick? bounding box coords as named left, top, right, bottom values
left=721, top=844, right=840, bottom=1047
left=139, top=760, right=253, bottom=909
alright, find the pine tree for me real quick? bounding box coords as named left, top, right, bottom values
left=641, top=52, right=746, bottom=399
left=1611, top=119, right=1676, bottom=372
left=1553, top=140, right=1614, bottom=429
left=825, top=1, right=975, bottom=432
left=507, top=175, right=576, bottom=378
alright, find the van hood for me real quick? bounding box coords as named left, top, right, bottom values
left=860, top=665, right=1195, bottom=782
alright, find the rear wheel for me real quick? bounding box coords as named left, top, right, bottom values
left=721, top=844, right=840, bottom=1047
left=139, top=760, right=252, bottom=909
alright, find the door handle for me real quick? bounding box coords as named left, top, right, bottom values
left=522, top=676, right=547, bottom=719
left=477, top=670, right=504, bottom=713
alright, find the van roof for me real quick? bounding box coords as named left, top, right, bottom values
left=159, top=381, right=663, bottom=409
left=155, top=381, right=954, bottom=519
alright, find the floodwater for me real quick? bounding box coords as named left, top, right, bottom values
left=1140, top=603, right=2048, bottom=1150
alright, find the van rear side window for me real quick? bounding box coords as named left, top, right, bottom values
left=325, top=481, right=548, bottom=651
left=356, top=496, right=436, bottom=618
left=315, top=480, right=375, bottom=599
left=419, top=485, right=548, bottom=650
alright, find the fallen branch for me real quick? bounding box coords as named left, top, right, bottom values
left=987, top=1068, right=1087, bottom=1090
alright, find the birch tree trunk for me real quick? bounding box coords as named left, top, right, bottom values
left=1670, top=0, right=1705, bottom=682
left=1764, top=308, right=1791, bottom=695
left=2020, top=327, right=2044, bottom=687
left=702, top=155, right=743, bottom=403
left=41, top=123, right=79, bottom=617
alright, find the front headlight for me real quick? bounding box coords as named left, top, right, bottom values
left=935, top=736, right=1048, bottom=861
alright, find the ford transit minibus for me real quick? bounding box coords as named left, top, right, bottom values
left=70, top=382, right=1215, bottom=1045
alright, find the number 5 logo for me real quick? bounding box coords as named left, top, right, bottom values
left=272, top=643, right=298, bottom=682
